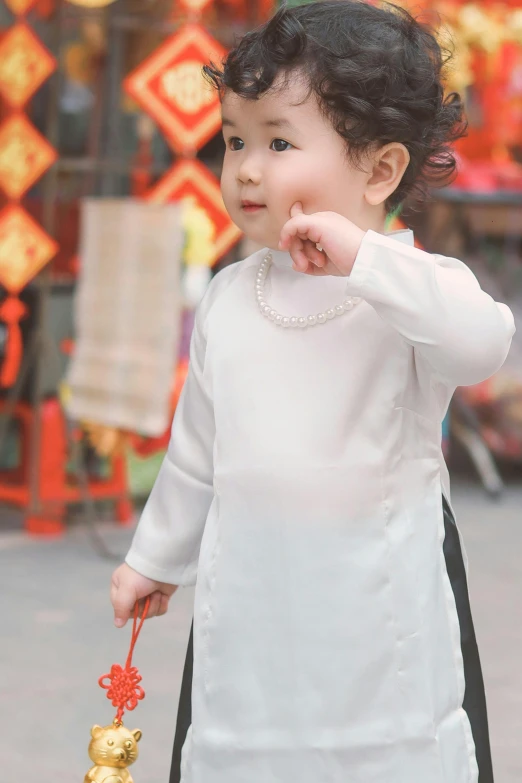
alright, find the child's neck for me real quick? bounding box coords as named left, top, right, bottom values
left=356, top=208, right=387, bottom=236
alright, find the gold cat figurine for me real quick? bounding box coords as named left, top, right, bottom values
left=84, top=722, right=142, bottom=783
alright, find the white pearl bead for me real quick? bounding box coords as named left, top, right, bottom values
left=256, top=254, right=355, bottom=329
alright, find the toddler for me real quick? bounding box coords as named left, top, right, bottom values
left=111, top=3, right=515, bottom=781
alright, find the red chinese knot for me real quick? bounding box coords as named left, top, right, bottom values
left=98, top=597, right=150, bottom=723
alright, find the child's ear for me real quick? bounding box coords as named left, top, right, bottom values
left=364, top=143, right=410, bottom=207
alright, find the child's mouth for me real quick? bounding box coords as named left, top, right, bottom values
left=241, top=202, right=266, bottom=213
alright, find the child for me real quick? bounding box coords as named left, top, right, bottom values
left=111, top=2, right=515, bottom=781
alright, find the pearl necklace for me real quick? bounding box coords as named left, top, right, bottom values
left=255, top=251, right=361, bottom=328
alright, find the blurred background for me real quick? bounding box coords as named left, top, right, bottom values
left=0, top=0, right=520, bottom=780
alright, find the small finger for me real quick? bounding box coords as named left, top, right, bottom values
left=291, top=245, right=313, bottom=274
left=111, top=579, right=134, bottom=628
left=289, top=201, right=304, bottom=219
left=289, top=242, right=308, bottom=272
left=303, top=240, right=326, bottom=267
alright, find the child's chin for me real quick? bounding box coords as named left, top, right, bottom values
left=244, top=227, right=279, bottom=250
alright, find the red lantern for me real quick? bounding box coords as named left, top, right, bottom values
left=125, top=24, right=226, bottom=154
left=0, top=24, right=56, bottom=110
left=146, top=158, right=241, bottom=267
left=4, top=0, right=38, bottom=14
left=0, top=114, right=57, bottom=201
left=0, top=205, right=58, bottom=385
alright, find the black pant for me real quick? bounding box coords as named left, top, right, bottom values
left=170, top=623, right=194, bottom=783
left=170, top=497, right=494, bottom=781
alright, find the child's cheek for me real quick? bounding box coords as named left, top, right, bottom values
left=276, top=168, right=317, bottom=218
left=271, top=181, right=308, bottom=223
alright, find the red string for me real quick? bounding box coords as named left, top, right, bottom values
left=99, top=597, right=150, bottom=723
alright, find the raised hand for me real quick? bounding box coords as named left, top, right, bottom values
left=279, top=202, right=366, bottom=277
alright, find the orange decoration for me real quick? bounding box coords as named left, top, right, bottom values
left=125, top=24, right=226, bottom=154
left=4, top=0, right=38, bottom=14
left=0, top=204, right=58, bottom=292
left=67, top=0, right=117, bottom=5
left=0, top=24, right=56, bottom=110
left=0, top=114, right=57, bottom=200
left=35, top=0, right=56, bottom=18
left=146, top=159, right=241, bottom=266
left=178, top=0, right=213, bottom=15
left=0, top=296, right=27, bottom=387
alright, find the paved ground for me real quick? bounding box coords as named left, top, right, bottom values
left=1, top=478, right=521, bottom=782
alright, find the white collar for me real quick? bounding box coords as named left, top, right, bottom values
left=268, top=229, right=414, bottom=268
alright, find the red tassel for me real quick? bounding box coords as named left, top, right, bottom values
left=0, top=296, right=27, bottom=388
left=99, top=598, right=150, bottom=724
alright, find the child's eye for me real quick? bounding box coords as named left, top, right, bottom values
left=270, top=138, right=292, bottom=152
left=228, top=137, right=244, bottom=151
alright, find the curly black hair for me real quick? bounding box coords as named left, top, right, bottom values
left=203, top=0, right=467, bottom=210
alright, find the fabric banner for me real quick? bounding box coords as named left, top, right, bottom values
left=66, top=198, right=183, bottom=437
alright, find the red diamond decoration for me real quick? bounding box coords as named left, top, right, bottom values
left=0, top=204, right=58, bottom=293
left=5, top=0, right=38, bottom=13
left=0, top=114, right=57, bottom=200
left=0, top=24, right=56, bottom=109
left=146, top=159, right=241, bottom=266
left=125, top=24, right=226, bottom=154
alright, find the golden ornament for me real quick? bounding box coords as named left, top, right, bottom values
left=509, top=9, right=522, bottom=46
left=82, top=421, right=128, bottom=457
left=84, top=722, right=142, bottom=783
left=182, top=196, right=216, bottom=268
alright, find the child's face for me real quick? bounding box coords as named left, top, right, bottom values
left=220, top=74, right=377, bottom=250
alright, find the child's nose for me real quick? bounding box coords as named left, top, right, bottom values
left=237, top=154, right=262, bottom=185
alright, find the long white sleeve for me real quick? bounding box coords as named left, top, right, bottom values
left=125, top=289, right=215, bottom=587
left=346, top=230, right=515, bottom=387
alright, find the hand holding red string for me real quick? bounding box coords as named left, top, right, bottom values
left=111, top=562, right=178, bottom=628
